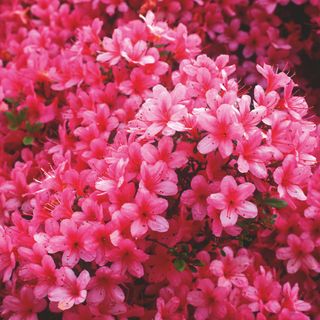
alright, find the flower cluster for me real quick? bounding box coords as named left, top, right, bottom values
left=0, top=1, right=319, bottom=320
left=138, top=0, right=320, bottom=115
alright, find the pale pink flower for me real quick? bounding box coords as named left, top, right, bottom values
left=49, top=267, right=90, bottom=310
left=276, top=234, right=320, bottom=274
left=208, top=176, right=257, bottom=227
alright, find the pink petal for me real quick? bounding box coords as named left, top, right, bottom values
left=154, top=181, right=178, bottom=196
left=303, top=254, right=320, bottom=271
left=148, top=215, right=169, bottom=233
left=218, top=139, right=233, bottom=158
left=287, top=258, right=301, bottom=274
left=220, top=176, right=237, bottom=194
left=207, top=193, right=225, bottom=210
left=220, top=209, right=238, bottom=227
left=48, top=287, right=69, bottom=302
left=276, top=247, right=292, bottom=260
left=187, top=291, right=206, bottom=307
left=236, top=201, right=257, bottom=219
left=62, top=250, right=79, bottom=268
left=287, top=185, right=307, bottom=201
left=197, top=134, right=218, bottom=154
left=231, top=274, right=248, bottom=287
left=237, top=156, right=249, bottom=173
left=237, top=183, right=255, bottom=200
left=209, top=260, right=224, bottom=277
left=192, top=203, right=207, bottom=221
left=77, top=270, right=90, bottom=289
left=128, top=261, right=144, bottom=278
left=131, top=219, right=148, bottom=238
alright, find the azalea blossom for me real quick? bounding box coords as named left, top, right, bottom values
left=207, top=176, right=257, bottom=227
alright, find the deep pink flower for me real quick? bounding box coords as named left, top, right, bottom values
left=47, top=219, right=95, bottom=267
left=141, top=136, right=187, bottom=169
left=181, top=175, right=216, bottom=220
left=140, top=161, right=178, bottom=196
left=97, top=29, right=123, bottom=66
left=281, top=283, right=311, bottom=313
left=243, top=268, right=282, bottom=314
left=87, top=266, right=125, bottom=304
left=2, top=286, right=46, bottom=320
left=197, top=104, right=243, bottom=158
left=187, top=278, right=229, bottom=319
left=273, top=155, right=310, bottom=202
left=121, top=190, right=169, bottom=238
left=208, top=176, right=257, bottom=227
left=0, top=226, right=15, bottom=282
left=210, top=247, right=250, bottom=289
left=236, top=130, right=271, bottom=179
left=120, top=38, right=155, bottom=65
left=276, top=234, right=320, bottom=273
left=138, top=84, right=188, bottom=137
left=49, top=268, right=90, bottom=311
left=107, top=239, right=149, bottom=278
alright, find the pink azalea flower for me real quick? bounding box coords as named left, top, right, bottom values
left=197, top=104, right=243, bottom=158
left=281, top=283, right=311, bottom=313
left=120, top=38, right=155, bottom=65
left=207, top=176, right=257, bottom=227
left=87, top=266, right=125, bottom=304
left=236, top=130, right=271, bottom=179
left=20, top=254, right=58, bottom=299
left=243, top=268, right=282, bottom=314
left=2, top=286, right=47, bottom=320
left=141, top=136, right=187, bottom=169
left=0, top=226, right=16, bottom=282
left=139, top=161, right=178, bottom=196
left=181, top=175, right=216, bottom=220
left=256, top=63, right=291, bottom=92
left=273, top=155, right=310, bottom=202
left=138, top=83, right=188, bottom=137
left=47, top=219, right=95, bottom=267
left=121, top=189, right=169, bottom=238
left=97, top=29, right=123, bottom=66
left=107, top=239, right=149, bottom=278
left=187, top=278, right=229, bottom=319
left=209, top=246, right=250, bottom=289
left=276, top=234, right=320, bottom=274
left=48, top=267, right=90, bottom=311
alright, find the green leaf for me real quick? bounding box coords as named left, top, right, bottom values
left=26, top=121, right=43, bottom=133
left=23, top=136, right=34, bottom=145
left=173, top=259, right=186, bottom=272
left=263, top=198, right=288, bottom=209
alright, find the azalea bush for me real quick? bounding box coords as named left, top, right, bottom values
left=0, top=1, right=319, bottom=320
